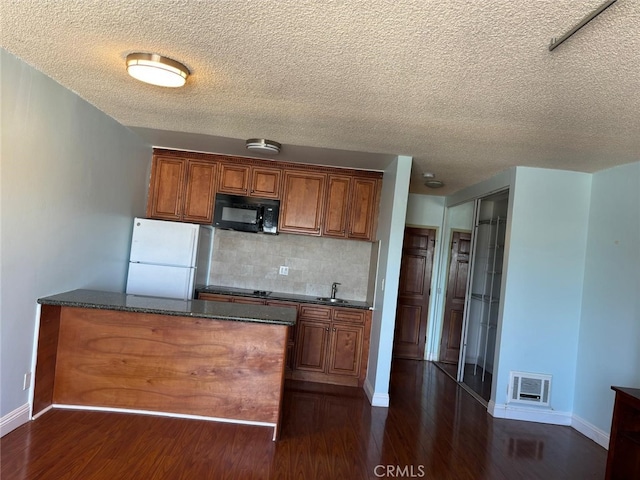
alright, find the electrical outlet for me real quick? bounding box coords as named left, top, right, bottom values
left=23, top=372, right=32, bottom=391
left=279, top=266, right=289, bottom=276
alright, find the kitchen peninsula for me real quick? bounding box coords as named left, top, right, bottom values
left=33, top=289, right=296, bottom=440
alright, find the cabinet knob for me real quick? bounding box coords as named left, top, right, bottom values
left=332, top=328, right=336, bottom=332
left=325, top=327, right=329, bottom=331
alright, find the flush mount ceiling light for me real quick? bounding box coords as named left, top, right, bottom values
left=126, top=53, right=189, bottom=87
left=425, top=180, right=444, bottom=188
left=423, top=173, right=444, bottom=188
left=245, top=139, right=281, bottom=155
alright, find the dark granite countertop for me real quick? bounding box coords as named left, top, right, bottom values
left=38, top=289, right=297, bottom=326
left=196, top=285, right=372, bottom=310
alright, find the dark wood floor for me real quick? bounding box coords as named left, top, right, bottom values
left=1, top=360, right=607, bottom=479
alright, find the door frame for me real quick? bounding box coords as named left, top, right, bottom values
left=456, top=198, right=482, bottom=382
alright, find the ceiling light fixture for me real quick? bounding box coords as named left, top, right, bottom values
left=425, top=180, right=444, bottom=188
left=126, top=53, right=189, bottom=87
left=245, top=139, right=281, bottom=155
left=423, top=173, right=444, bottom=188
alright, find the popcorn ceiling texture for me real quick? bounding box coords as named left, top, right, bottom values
left=209, top=230, right=374, bottom=302
left=2, top=1, right=638, bottom=195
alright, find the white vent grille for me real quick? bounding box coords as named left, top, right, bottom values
left=508, top=371, right=551, bottom=406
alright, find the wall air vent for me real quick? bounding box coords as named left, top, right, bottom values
left=508, top=371, right=551, bottom=407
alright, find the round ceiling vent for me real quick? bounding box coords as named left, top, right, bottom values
left=245, top=139, right=281, bottom=155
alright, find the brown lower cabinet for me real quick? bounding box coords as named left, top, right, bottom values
left=198, top=293, right=371, bottom=387
left=291, top=305, right=371, bottom=388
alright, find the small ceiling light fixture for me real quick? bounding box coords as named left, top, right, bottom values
left=423, top=172, right=444, bottom=188
left=425, top=180, right=444, bottom=188
left=245, top=138, right=281, bottom=155
left=126, top=53, right=189, bottom=87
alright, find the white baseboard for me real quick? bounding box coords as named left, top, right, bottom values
left=488, top=401, right=572, bottom=426
left=1, top=403, right=30, bottom=437
left=364, top=379, right=390, bottom=407
left=572, top=413, right=610, bottom=450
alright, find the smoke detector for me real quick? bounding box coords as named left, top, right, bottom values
left=245, top=139, right=281, bottom=155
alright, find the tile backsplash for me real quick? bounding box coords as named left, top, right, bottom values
left=208, top=229, right=375, bottom=301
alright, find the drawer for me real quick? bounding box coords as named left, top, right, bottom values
left=299, top=304, right=332, bottom=321
left=332, top=307, right=367, bottom=324
left=198, top=293, right=232, bottom=302
left=232, top=296, right=266, bottom=305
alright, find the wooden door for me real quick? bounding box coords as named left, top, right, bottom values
left=323, top=174, right=351, bottom=238
left=279, top=170, right=326, bottom=235
left=182, top=161, right=217, bottom=224
left=439, top=231, right=471, bottom=364
left=146, top=156, right=186, bottom=221
left=250, top=167, right=281, bottom=199
left=393, top=227, right=436, bottom=360
left=347, top=177, right=379, bottom=241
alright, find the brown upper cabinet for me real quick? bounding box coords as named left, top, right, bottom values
left=279, top=170, right=327, bottom=236
left=147, top=149, right=381, bottom=240
left=323, top=175, right=380, bottom=240
left=218, top=163, right=281, bottom=199
left=147, top=156, right=217, bottom=224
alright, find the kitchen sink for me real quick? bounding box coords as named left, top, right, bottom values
left=317, top=297, right=349, bottom=304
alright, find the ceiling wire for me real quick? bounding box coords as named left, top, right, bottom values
left=549, top=0, right=618, bottom=51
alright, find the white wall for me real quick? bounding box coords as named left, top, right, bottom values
left=492, top=167, right=592, bottom=419
left=405, top=194, right=445, bottom=227
left=0, top=50, right=150, bottom=433
left=364, top=156, right=412, bottom=406
left=573, top=162, right=640, bottom=441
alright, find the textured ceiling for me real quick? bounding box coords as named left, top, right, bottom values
left=2, top=0, right=639, bottom=194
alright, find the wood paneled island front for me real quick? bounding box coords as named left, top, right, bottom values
left=33, top=289, right=296, bottom=440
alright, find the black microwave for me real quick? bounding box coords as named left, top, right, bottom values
left=213, top=193, right=280, bottom=234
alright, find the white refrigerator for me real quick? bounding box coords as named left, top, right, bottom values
left=126, top=218, right=213, bottom=300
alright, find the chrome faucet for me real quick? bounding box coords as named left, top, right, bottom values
left=331, top=282, right=341, bottom=299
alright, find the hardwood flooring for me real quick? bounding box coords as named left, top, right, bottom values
left=1, top=360, right=607, bottom=479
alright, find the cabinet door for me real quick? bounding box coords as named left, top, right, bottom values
left=182, top=161, right=217, bottom=224
left=347, top=177, right=379, bottom=241
left=218, top=163, right=250, bottom=196
left=250, top=167, right=281, bottom=199
left=327, top=322, right=364, bottom=377
left=294, top=319, right=330, bottom=373
left=147, top=156, right=186, bottom=221
left=322, top=175, right=351, bottom=238
left=279, top=171, right=326, bottom=235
